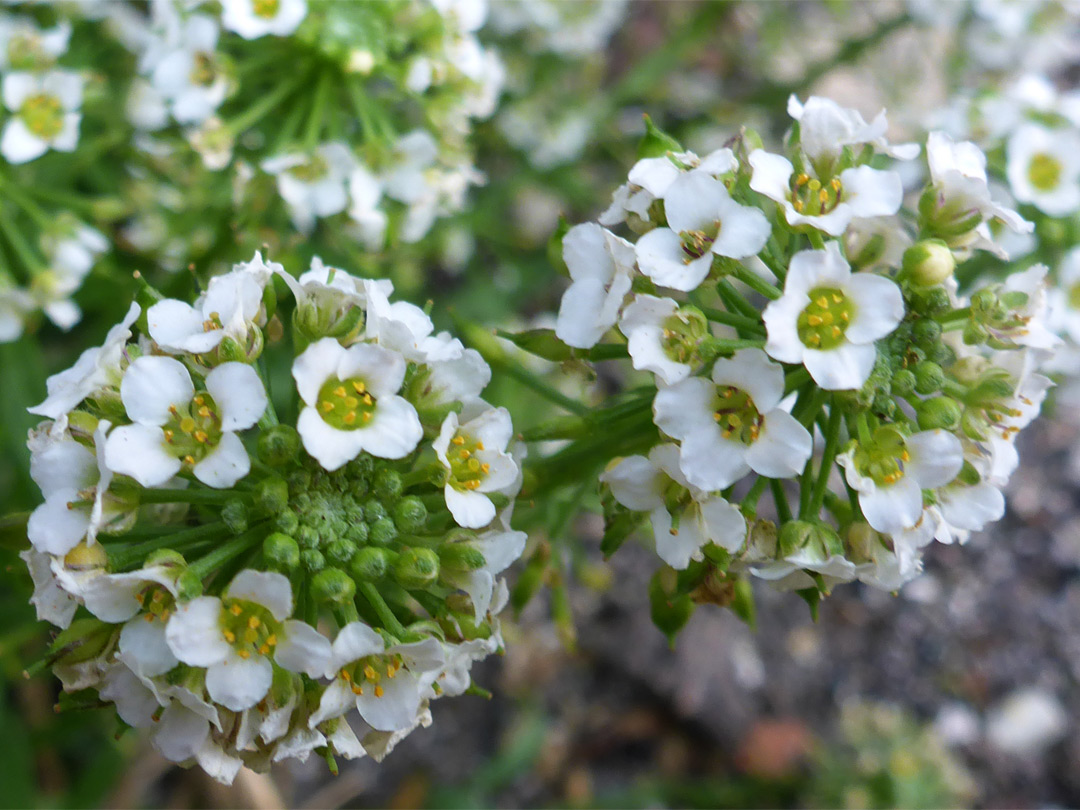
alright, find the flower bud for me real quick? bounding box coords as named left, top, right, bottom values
left=393, top=547, right=440, bottom=588
left=916, top=396, right=963, bottom=431
left=300, top=548, right=325, bottom=572
left=48, top=618, right=116, bottom=666
left=216, top=335, right=248, bottom=364
left=63, top=541, right=108, bottom=573
left=222, top=498, right=249, bottom=534
left=902, top=240, right=955, bottom=286
left=176, top=569, right=204, bottom=600
left=297, top=525, right=320, bottom=549
left=911, top=318, right=942, bottom=347
left=369, top=517, right=398, bottom=547
left=325, top=538, right=357, bottom=566
left=373, top=468, right=403, bottom=502
left=648, top=570, right=693, bottom=644
left=363, top=499, right=388, bottom=523
left=257, top=425, right=300, bottom=466
left=255, top=476, right=290, bottom=517
left=345, top=521, right=370, bottom=545
left=892, top=368, right=917, bottom=397
left=438, top=542, right=487, bottom=573
left=393, top=496, right=427, bottom=533
left=264, top=532, right=300, bottom=571
left=637, top=114, right=682, bottom=159
left=311, top=568, right=356, bottom=605
left=350, top=547, right=393, bottom=581
left=913, top=361, right=945, bottom=395
left=275, top=508, right=299, bottom=535
left=778, top=519, right=817, bottom=557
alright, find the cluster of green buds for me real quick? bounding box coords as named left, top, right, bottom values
left=16, top=250, right=525, bottom=782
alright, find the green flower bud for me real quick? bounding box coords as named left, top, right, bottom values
left=254, top=476, right=289, bottom=516
left=925, top=341, right=956, bottom=367
left=393, top=547, right=440, bottom=588
left=960, top=407, right=988, bottom=441
left=913, top=361, right=945, bottom=395
left=902, top=239, right=955, bottom=286
left=500, top=328, right=572, bottom=362
left=297, top=525, right=320, bottom=549
left=916, top=396, right=963, bottom=431
left=637, top=114, right=682, bottom=159
left=48, top=618, right=116, bottom=666
left=176, top=569, right=204, bottom=601
left=347, top=453, right=375, bottom=481
left=957, top=460, right=982, bottom=486
left=393, top=496, right=428, bottom=533
left=373, top=468, right=403, bottom=503
left=438, top=542, right=487, bottom=573
left=216, top=335, right=248, bottom=364
left=264, top=532, right=300, bottom=571
left=369, top=517, right=398, bottom=547
left=778, top=520, right=817, bottom=557
left=363, top=498, right=388, bottom=523
left=222, top=499, right=248, bottom=534
left=257, top=425, right=300, bottom=466
left=911, top=318, right=942, bottom=347
left=144, top=549, right=186, bottom=569
left=274, top=508, right=299, bottom=535
left=300, top=548, right=325, bottom=572
left=892, top=368, right=917, bottom=397
left=345, top=521, right=370, bottom=545
left=311, top=568, right=356, bottom=605
left=845, top=522, right=880, bottom=562
left=962, top=321, right=988, bottom=345
left=648, top=570, right=693, bottom=645
left=326, top=538, right=357, bottom=567
left=288, top=469, right=312, bottom=492
left=350, top=546, right=394, bottom=581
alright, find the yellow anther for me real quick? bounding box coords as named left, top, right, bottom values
left=169, top=405, right=179, bottom=415
left=230, top=604, right=243, bottom=616
left=387, top=664, right=397, bottom=678
left=840, top=311, right=850, bottom=322
left=194, top=430, right=208, bottom=443
left=183, top=455, right=195, bottom=465
left=831, top=177, right=841, bottom=191
left=723, top=387, right=734, bottom=398
left=266, top=634, right=277, bottom=647
left=362, top=411, right=372, bottom=421
left=662, top=328, right=672, bottom=339
left=481, top=463, right=490, bottom=474
left=322, top=400, right=334, bottom=413
left=194, top=395, right=205, bottom=405
left=352, top=685, right=364, bottom=695
left=819, top=189, right=829, bottom=204
left=713, top=412, right=722, bottom=422
left=198, top=406, right=211, bottom=418
left=180, top=417, right=196, bottom=433
left=476, top=441, right=484, bottom=451
left=832, top=293, right=843, bottom=303
left=160, top=609, right=170, bottom=621
left=164, top=429, right=174, bottom=442
left=808, top=334, right=821, bottom=347
left=374, top=685, right=384, bottom=698
left=722, top=428, right=734, bottom=439
left=352, top=380, right=366, bottom=394
left=248, top=616, right=260, bottom=629
left=900, top=450, right=910, bottom=462
left=362, top=393, right=373, bottom=406
left=259, top=644, right=270, bottom=655
left=344, top=412, right=356, bottom=425
left=334, top=385, right=346, bottom=397
left=465, top=479, right=480, bottom=490
left=224, top=630, right=236, bottom=643
left=796, top=173, right=811, bottom=186
left=144, top=613, right=154, bottom=622
left=452, top=435, right=466, bottom=445
left=792, top=199, right=804, bottom=212
left=152, top=590, right=164, bottom=603
left=238, top=649, right=251, bottom=659
left=341, top=669, right=352, bottom=681
left=816, top=296, right=829, bottom=308
left=807, top=315, right=823, bottom=326
left=345, top=396, right=359, bottom=409
left=459, top=449, right=471, bottom=459
left=364, top=665, right=378, bottom=681
left=831, top=326, right=842, bottom=338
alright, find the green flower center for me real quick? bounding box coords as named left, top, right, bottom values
left=190, top=51, right=219, bottom=87
left=289, top=154, right=329, bottom=183
left=317, top=376, right=377, bottom=430
left=220, top=598, right=281, bottom=659
left=20, top=93, right=63, bottom=139
left=854, top=429, right=910, bottom=486
left=679, top=225, right=718, bottom=261
left=1028, top=152, right=1063, bottom=193
left=447, top=432, right=489, bottom=491
left=8, top=34, right=50, bottom=71
left=797, top=287, right=853, bottom=350
left=253, top=0, right=281, bottom=18
left=338, top=652, right=404, bottom=698
left=660, top=311, right=703, bottom=364
left=134, top=585, right=176, bottom=623
left=790, top=173, right=843, bottom=216
left=164, top=392, right=224, bottom=466
left=712, top=386, right=763, bottom=445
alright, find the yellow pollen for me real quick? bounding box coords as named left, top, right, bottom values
left=374, top=685, right=384, bottom=698
left=164, top=429, right=174, bottom=442
left=144, top=613, right=154, bottom=623
left=343, top=412, right=356, bottom=425
left=321, top=400, right=334, bottom=412
left=345, top=396, right=359, bottom=408
left=194, top=396, right=204, bottom=406
left=352, top=381, right=366, bottom=394
left=819, top=189, right=829, bottom=204
left=808, top=335, right=821, bottom=347
left=796, top=173, right=811, bottom=186
left=362, top=393, right=373, bottom=406
left=722, top=428, right=734, bottom=438
left=341, top=669, right=351, bottom=682
left=238, top=649, right=251, bottom=659
left=900, top=450, right=910, bottom=462
left=481, top=463, right=490, bottom=474
left=459, top=449, right=471, bottom=459
left=334, top=386, right=346, bottom=397
left=183, top=455, right=195, bottom=465
left=713, top=412, right=722, bottom=422
left=266, top=634, right=276, bottom=647
left=248, top=616, right=260, bottom=629
left=169, top=405, right=179, bottom=415
left=180, top=417, right=196, bottom=433
left=152, top=591, right=164, bottom=603
left=364, top=665, right=378, bottom=681
left=224, top=630, right=236, bottom=643
left=362, top=412, right=372, bottom=421
left=230, top=604, right=243, bottom=616
left=816, top=296, right=829, bottom=308
left=387, top=664, right=397, bottom=678
left=832, top=293, right=843, bottom=303
left=352, top=685, right=364, bottom=695
left=194, top=431, right=208, bottom=443
left=452, top=436, right=466, bottom=445
left=198, top=406, right=211, bottom=418
left=807, top=315, right=823, bottom=326
left=476, top=441, right=484, bottom=450
left=831, top=326, right=842, bottom=338
left=840, top=311, right=850, bottom=322
left=465, top=479, right=480, bottom=490
left=723, top=388, right=733, bottom=398
left=831, top=178, right=841, bottom=191
left=160, top=609, right=170, bottom=621
left=259, top=644, right=270, bottom=655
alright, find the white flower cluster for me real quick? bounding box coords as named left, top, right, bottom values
left=542, top=96, right=1055, bottom=623
left=22, top=251, right=525, bottom=782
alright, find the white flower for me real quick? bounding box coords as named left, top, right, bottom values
left=149, top=14, right=227, bottom=125
left=837, top=429, right=964, bottom=534
left=749, top=149, right=902, bottom=236
left=1, top=69, right=82, bottom=164
left=42, top=221, right=108, bottom=286
left=786, top=95, right=919, bottom=165
left=309, top=623, right=445, bottom=733
left=27, top=420, right=121, bottom=555
left=1047, top=246, right=1080, bottom=345
left=440, top=528, right=526, bottom=620
left=0, top=15, right=71, bottom=71
left=762, top=242, right=904, bottom=390
left=994, top=264, right=1062, bottom=358
left=165, top=570, right=331, bottom=711
left=28, top=302, right=139, bottom=419
left=20, top=548, right=79, bottom=628
left=105, top=357, right=265, bottom=488
left=554, top=223, right=635, bottom=349
left=635, top=171, right=771, bottom=291
left=347, top=163, right=388, bottom=250
left=221, top=0, right=307, bottom=39
left=1006, top=123, right=1080, bottom=217
left=618, top=294, right=697, bottom=385
left=434, top=407, right=518, bottom=528
left=261, top=142, right=356, bottom=233
left=0, top=280, right=34, bottom=342
left=600, top=149, right=735, bottom=227
left=292, top=337, right=422, bottom=470
left=653, top=348, right=814, bottom=491
left=148, top=263, right=270, bottom=355
left=601, top=444, right=746, bottom=569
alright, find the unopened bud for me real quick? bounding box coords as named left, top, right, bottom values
left=372, top=468, right=403, bottom=502
left=254, top=476, right=289, bottom=516
left=63, top=541, right=108, bottom=572
left=393, top=547, right=439, bottom=589
left=913, top=360, right=945, bottom=395
left=300, top=548, right=325, bottom=572
left=222, top=499, right=248, bottom=534
left=892, top=368, right=917, bottom=397
left=637, top=114, right=682, bottom=160
left=257, top=425, right=300, bottom=466
left=916, top=396, right=963, bottom=431
left=369, top=517, right=398, bottom=547
left=648, top=570, right=693, bottom=644
left=264, top=532, right=300, bottom=571
left=350, top=547, right=393, bottom=581
left=393, top=496, right=428, bottom=533
left=176, top=569, right=204, bottom=601
left=48, top=618, right=116, bottom=666
left=325, top=538, right=357, bottom=567
left=777, top=519, right=817, bottom=557
left=902, top=240, right=955, bottom=286
left=438, top=542, right=487, bottom=573
left=311, top=568, right=356, bottom=605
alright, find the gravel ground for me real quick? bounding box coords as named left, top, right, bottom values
left=215, top=416, right=1080, bottom=808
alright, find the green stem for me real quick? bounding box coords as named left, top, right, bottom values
left=187, top=523, right=267, bottom=580
left=229, top=71, right=309, bottom=135
left=134, top=487, right=241, bottom=506
left=303, top=70, right=333, bottom=150
left=739, top=476, right=769, bottom=515
left=0, top=204, right=44, bottom=273
left=934, top=306, right=971, bottom=324
left=696, top=306, right=765, bottom=335
left=770, top=478, right=793, bottom=524
left=855, top=412, right=873, bottom=447
left=358, top=582, right=407, bottom=638
left=806, top=401, right=842, bottom=520
left=730, top=265, right=781, bottom=300
left=716, top=279, right=761, bottom=320
left=4, top=182, right=52, bottom=229
left=783, top=367, right=812, bottom=396
left=806, top=231, right=826, bottom=251
left=107, top=522, right=230, bottom=570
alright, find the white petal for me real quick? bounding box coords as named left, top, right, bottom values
left=119, top=619, right=178, bottom=677
left=679, top=432, right=751, bottom=491
left=784, top=243, right=851, bottom=297
left=205, top=362, right=267, bottom=431
left=748, top=150, right=793, bottom=202
left=844, top=273, right=905, bottom=344
left=746, top=409, right=813, bottom=479
left=627, top=156, right=680, bottom=196
left=562, top=223, right=613, bottom=285
left=100, top=664, right=158, bottom=728
left=292, top=338, right=345, bottom=405
left=599, top=455, right=665, bottom=511
left=652, top=377, right=716, bottom=441
left=802, top=342, right=877, bottom=390
left=121, top=355, right=194, bottom=425
left=148, top=298, right=222, bottom=353
left=762, top=292, right=808, bottom=365
left=336, top=342, right=406, bottom=398
left=296, top=406, right=367, bottom=471
left=225, top=569, right=292, bottom=621
left=153, top=703, right=210, bottom=763
left=275, top=620, right=332, bottom=677
left=556, top=276, right=619, bottom=348
left=30, top=435, right=96, bottom=494
left=905, top=430, right=963, bottom=488
left=330, top=622, right=386, bottom=668
left=699, top=497, right=747, bottom=553
left=710, top=347, right=785, bottom=412
left=939, top=483, right=1004, bottom=531
left=206, top=651, right=273, bottom=711
left=309, top=678, right=357, bottom=728
left=635, top=228, right=712, bottom=291
left=860, top=476, right=923, bottom=533
left=665, top=171, right=729, bottom=233
left=104, top=424, right=181, bottom=487
left=356, top=669, right=423, bottom=732
left=27, top=492, right=89, bottom=554
left=355, top=395, right=423, bottom=459
left=165, top=596, right=230, bottom=667
left=840, top=166, right=903, bottom=218
left=193, top=431, right=251, bottom=488
left=472, top=530, right=527, bottom=577
left=1, top=118, right=47, bottom=164
left=711, top=199, right=771, bottom=259
left=445, top=485, right=496, bottom=529
left=651, top=505, right=706, bottom=569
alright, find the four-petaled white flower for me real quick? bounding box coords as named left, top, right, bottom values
left=786, top=94, right=919, bottom=167
left=601, top=444, right=747, bottom=569
left=1006, top=123, right=1080, bottom=217
left=149, top=14, right=228, bottom=125
left=1, top=69, right=82, bottom=163
left=309, top=622, right=445, bottom=733
left=440, top=528, right=527, bottom=620
left=636, top=170, right=771, bottom=291
left=221, top=0, right=308, bottom=40
left=653, top=347, right=814, bottom=491
left=763, top=242, right=904, bottom=390
left=749, top=149, right=902, bottom=237
left=619, top=294, right=698, bottom=385
left=837, top=429, right=965, bottom=534
left=261, top=142, right=356, bottom=233
left=434, top=407, right=518, bottom=528
left=165, top=570, right=331, bottom=711
left=293, top=337, right=422, bottom=470
left=105, top=357, right=266, bottom=488
left=554, top=222, right=635, bottom=349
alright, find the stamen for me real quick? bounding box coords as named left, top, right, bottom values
left=343, top=412, right=356, bottom=425
left=322, top=400, right=334, bottom=413
left=374, top=685, right=384, bottom=698
left=452, top=436, right=466, bottom=445
left=334, top=385, right=346, bottom=398
left=352, top=381, right=366, bottom=394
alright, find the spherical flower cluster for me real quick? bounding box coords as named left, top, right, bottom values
left=21, top=251, right=525, bottom=782
left=536, top=97, right=1056, bottom=634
